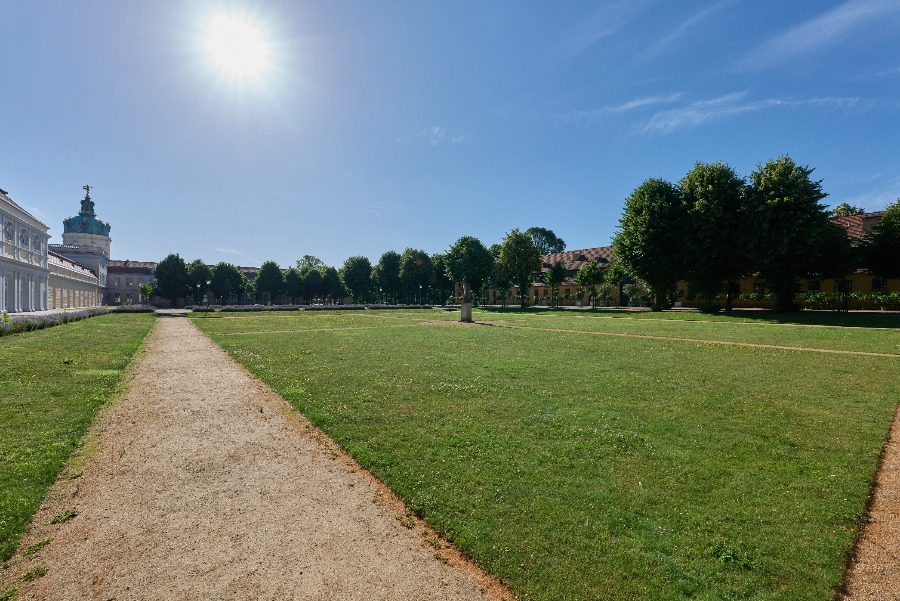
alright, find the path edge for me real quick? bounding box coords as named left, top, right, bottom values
left=0, top=315, right=161, bottom=594
left=189, top=316, right=518, bottom=601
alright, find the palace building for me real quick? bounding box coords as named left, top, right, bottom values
left=0, top=185, right=158, bottom=313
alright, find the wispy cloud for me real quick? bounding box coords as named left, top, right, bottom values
left=400, top=126, right=469, bottom=147
left=736, top=0, right=900, bottom=71
left=554, top=1, right=650, bottom=61
left=841, top=175, right=900, bottom=210
left=215, top=247, right=246, bottom=256
left=561, top=93, right=683, bottom=124
left=638, top=0, right=735, bottom=61
left=638, top=92, right=860, bottom=135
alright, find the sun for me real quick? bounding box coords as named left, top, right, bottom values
left=202, top=12, right=272, bottom=83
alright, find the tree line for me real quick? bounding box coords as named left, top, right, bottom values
left=149, top=227, right=567, bottom=308
left=612, top=156, right=900, bottom=312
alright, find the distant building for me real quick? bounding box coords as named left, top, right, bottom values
left=48, top=250, right=102, bottom=309
left=107, top=260, right=156, bottom=305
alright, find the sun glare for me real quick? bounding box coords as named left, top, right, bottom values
left=203, top=12, right=271, bottom=83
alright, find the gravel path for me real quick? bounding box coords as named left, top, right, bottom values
left=6, top=317, right=508, bottom=600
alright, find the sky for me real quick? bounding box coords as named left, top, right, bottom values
left=2, top=0, right=899, bottom=269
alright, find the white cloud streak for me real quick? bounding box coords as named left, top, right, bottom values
left=736, top=0, right=900, bottom=70
left=639, top=0, right=735, bottom=60
left=561, top=93, right=683, bottom=124
left=401, top=126, right=469, bottom=147
left=554, top=1, right=650, bottom=61
left=638, top=92, right=861, bottom=135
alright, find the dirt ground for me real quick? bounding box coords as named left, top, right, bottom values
left=841, top=402, right=900, bottom=601
left=2, top=317, right=510, bottom=600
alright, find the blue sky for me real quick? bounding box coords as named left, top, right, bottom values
left=2, top=0, right=899, bottom=268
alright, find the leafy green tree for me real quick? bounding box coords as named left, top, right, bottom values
left=429, top=253, right=454, bottom=305
left=543, top=261, right=567, bottom=308
left=340, top=256, right=373, bottom=303
left=301, top=267, right=323, bottom=303
left=284, top=268, right=303, bottom=304
left=321, top=266, right=345, bottom=303
left=680, top=162, right=749, bottom=312
left=211, top=262, right=244, bottom=304
left=445, top=236, right=494, bottom=303
left=399, top=248, right=433, bottom=303
left=154, top=253, right=190, bottom=307
left=603, top=260, right=629, bottom=307
left=139, top=282, right=156, bottom=304
left=573, top=260, right=604, bottom=308
left=498, top=229, right=541, bottom=307
left=296, top=255, right=325, bottom=272
left=255, top=260, right=285, bottom=305
left=374, top=251, right=402, bottom=304
left=612, top=178, right=685, bottom=311
left=747, top=156, right=831, bottom=312
left=525, top=227, right=566, bottom=255
left=187, top=260, right=213, bottom=304
left=865, top=199, right=900, bottom=279
left=830, top=202, right=866, bottom=218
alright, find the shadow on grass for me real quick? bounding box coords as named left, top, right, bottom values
left=475, top=306, right=900, bottom=328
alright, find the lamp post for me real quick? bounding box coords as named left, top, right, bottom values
left=419, top=283, right=422, bottom=305
left=196, top=282, right=200, bottom=305
left=206, top=279, right=211, bottom=309
left=379, top=287, right=383, bottom=305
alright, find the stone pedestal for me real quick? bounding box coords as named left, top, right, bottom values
left=460, top=301, right=473, bottom=323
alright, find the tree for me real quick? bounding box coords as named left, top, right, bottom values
left=526, top=227, right=566, bottom=255
left=210, top=262, right=244, bottom=304
left=864, top=199, right=900, bottom=279
left=373, top=251, right=402, bottom=304
left=399, top=248, right=433, bottom=303
left=154, top=254, right=190, bottom=307
left=284, top=268, right=303, bottom=304
left=340, top=256, right=373, bottom=303
left=321, top=266, right=345, bottom=303
left=429, top=253, right=454, bottom=305
left=603, top=260, right=629, bottom=308
left=301, top=267, right=323, bottom=303
left=187, top=260, right=213, bottom=304
left=830, top=202, right=866, bottom=218
left=573, top=260, right=604, bottom=308
left=445, top=236, right=494, bottom=303
left=139, top=282, right=156, bottom=304
left=747, top=156, right=831, bottom=312
left=255, top=260, right=284, bottom=304
left=497, top=229, right=541, bottom=307
left=680, top=162, right=749, bottom=312
left=612, top=178, right=685, bottom=311
left=544, top=261, right=567, bottom=308
left=296, top=255, right=326, bottom=272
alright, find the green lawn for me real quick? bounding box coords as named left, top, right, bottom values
left=193, top=308, right=899, bottom=601
left=0, top=313, right=155, bottom=562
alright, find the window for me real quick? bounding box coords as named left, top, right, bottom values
left=837, top=280, right=852, bottom=294
left=753, top=282, right=764, bottom=295
left=127, top=277, right=133, bottom=287
left=114, top=277, right=120, bottom=287
left=873, top=279, right=888, bottom=294
left=806, top=280, right=820, bottom=292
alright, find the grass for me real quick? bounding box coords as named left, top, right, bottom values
left=193, top=308, right=899, bottom=601
left=0, top=313, right=155, bottom=562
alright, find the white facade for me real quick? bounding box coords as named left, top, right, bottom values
left=1, top=189, right=50, bottom=313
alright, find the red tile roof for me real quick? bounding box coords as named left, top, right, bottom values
left=542, top=246, right=614, bottom=271
left=831, top=211, right=883, bottom=241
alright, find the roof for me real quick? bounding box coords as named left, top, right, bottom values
left=48, top=249, right=97, bottom=277
left=108, top=259, right=157, bottom=269
left=831, top=211, right=883, bottom=241
left=541, top=247, right=614, bottom=272
left=0, top=187, right=48, bottom=228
